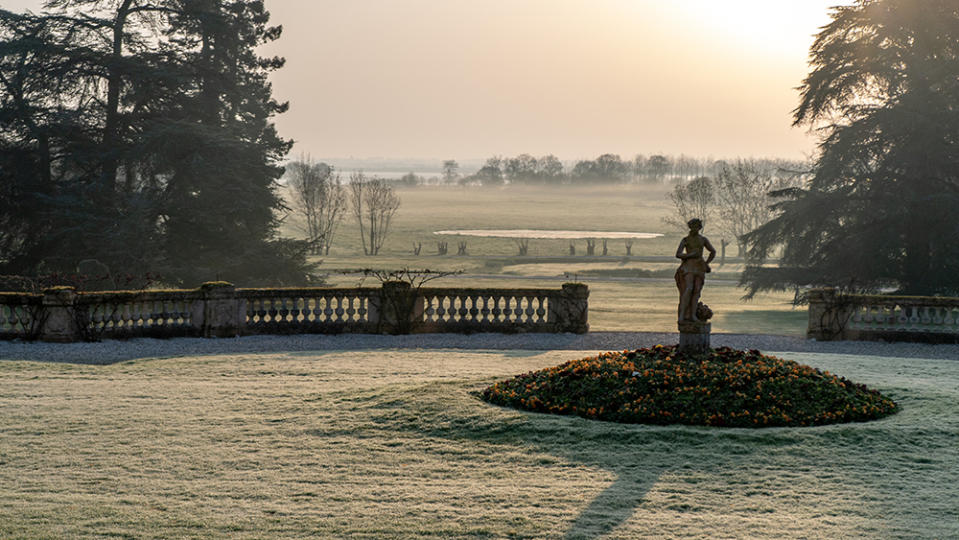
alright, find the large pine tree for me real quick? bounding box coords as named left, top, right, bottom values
left=0, top=0, right=310, bottom=287
left=742, top=0, right=959, bottom=297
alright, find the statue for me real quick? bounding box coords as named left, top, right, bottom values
left=675, top=218, right=716, bottom=323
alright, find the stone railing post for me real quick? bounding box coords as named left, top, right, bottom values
left=365, top=292, right=380, bottom=329
left=198, top=282, right=243, bottom=338
left=807, top=287, right=848, bottom=341
left=377, top=281, right=417, bottom=334
left=550, top=283, right=589, bottom=334
left=40, top=287, right=79, bottom=342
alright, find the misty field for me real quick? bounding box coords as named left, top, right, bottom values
left=289, top=184, right=807, bottom=335
left=1, top=349, right=956, bottom=538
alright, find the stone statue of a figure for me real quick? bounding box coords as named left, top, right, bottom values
left=675, top=218, right=716, bottom=322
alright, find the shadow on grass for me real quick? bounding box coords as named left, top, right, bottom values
left=356, top=380, right=814, bottom=538
left=559, top=469, right=655, bottom=539
left=340, top=366, right=959, bottom=538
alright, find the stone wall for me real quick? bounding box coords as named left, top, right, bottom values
left=0, top=282, right=589, bottom=342
left=807, top=287, right=959, bottom=343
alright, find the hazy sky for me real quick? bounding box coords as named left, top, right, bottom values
left=6, top=0, right=854, bottom=161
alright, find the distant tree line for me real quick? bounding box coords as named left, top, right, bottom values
left=452, top=153, right=809, bottom=186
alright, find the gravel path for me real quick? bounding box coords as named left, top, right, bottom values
left=1, top=332, right=957, bottom=365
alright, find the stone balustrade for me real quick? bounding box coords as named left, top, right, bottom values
left=807, top=287, right=959, bottom=343
left=0, top=282, right=588, bottom=342
left=0, top=292, right=43, bottom=339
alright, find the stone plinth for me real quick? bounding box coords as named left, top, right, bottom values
left=40, top=287, right=79, bottom=342
left=678, top=321, right=711, bottom=355
left=200, top=282, right=242, bottom=338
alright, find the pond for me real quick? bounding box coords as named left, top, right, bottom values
left=433, top=229, right=663, bottom=240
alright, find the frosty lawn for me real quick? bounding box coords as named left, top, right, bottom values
left=0, top=349, right=955, bottom=538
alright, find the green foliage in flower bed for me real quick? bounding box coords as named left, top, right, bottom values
left=482, top=345, right=899, bottom=428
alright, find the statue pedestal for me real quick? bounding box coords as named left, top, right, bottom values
left=678, top=321, right=711, bottom=355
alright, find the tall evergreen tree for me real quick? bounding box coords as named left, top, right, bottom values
left=156, top=0, right=304, bottom=285
left=742, top=0, right=959, bottom=297
left=0, top=1, right=310, bottom=287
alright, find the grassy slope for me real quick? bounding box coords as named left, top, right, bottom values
left=291, top=184, right=681, bottom=259
left=1, top=350, right=956, bottom=538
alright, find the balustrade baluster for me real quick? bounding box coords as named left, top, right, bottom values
left=254, top=299, right=264, bottom=323
left=131, top=302, right=142, bottom=328
left=289, top=298, right=300, bottom=322
left=895, top=304, right=908, bottom=330
left=265, top=299, right=277, bottom=323
left=437, top=296, right=449, bottom=321
left=932, top=307, right=943, bottom=330
left=332, top=296, right=343, bottom=321
left=858, top=306, right=869, bottom=329
left=88, top=305, right=102, bottom=330
left=303, top=296, right=314, bottom=323
left=357, top=296, right=368, bottom=321
left=536, top=296, right=547, bottom=323
left=479, top=296, right=490, bottom=323
left=322, top=296, right=334, bottom=321
left=345, top=296, right=355, bottom=321
left=121, top=303, right=132, bottom=329
left=175, top=300, right=186, bottom=325
left=490, top=295, right=502, bottom=322
left=908, top=305, right=920, bottom=330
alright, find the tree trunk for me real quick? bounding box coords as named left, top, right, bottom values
left=902, top=217, right=932, bottom=294
left=100, top=0, right=134, bottom=198
left=369, top=214, right=376, bottom=255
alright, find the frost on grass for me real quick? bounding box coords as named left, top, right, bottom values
left=482, top=345, right=900, bottom=428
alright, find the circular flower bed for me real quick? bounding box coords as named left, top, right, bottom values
left=481, top=346, right=899, bottom=428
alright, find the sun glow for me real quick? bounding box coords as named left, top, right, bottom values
left=668, top=0, right=843, bottom=58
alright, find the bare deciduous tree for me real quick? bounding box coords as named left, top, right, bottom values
left=514, top=238, right=530, bottom=256
left=664, top=176, right=715, bottom=231
left=585, top=239, right=596, bottom=256
left=287, top=157, right=347, bottom=255
left=349, top=173, right=401, bottom=256
left=714, top=160, right=795, bottom=258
